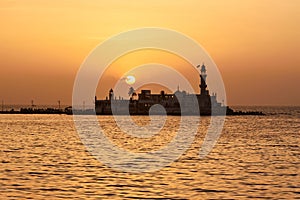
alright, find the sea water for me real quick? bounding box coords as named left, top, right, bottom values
left=0, top=106, right=299, bottom=199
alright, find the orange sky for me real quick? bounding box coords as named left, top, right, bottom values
left=0, top=0, right=299, bottom=105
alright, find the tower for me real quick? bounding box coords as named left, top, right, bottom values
left=109, top=88, right=114, bottom=100
left=199, top=63, right=208, bottom=95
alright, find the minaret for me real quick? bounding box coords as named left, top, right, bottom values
left=199, top=63, right=208, bottom=95
left=109, top=88, right=114, bottom=101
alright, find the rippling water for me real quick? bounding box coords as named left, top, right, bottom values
left=0, top=106, right=299, bottom=199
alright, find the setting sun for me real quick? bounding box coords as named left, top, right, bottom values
left=125, top=75, right=136, bottom=85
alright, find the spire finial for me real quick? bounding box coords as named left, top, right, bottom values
left=201, top=63, right=206, bottom=73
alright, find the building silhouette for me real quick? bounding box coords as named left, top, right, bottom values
left=95, top=64, right=233, bottom=115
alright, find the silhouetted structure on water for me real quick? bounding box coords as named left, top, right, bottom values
left=95, top=64, right=264, bottom=116
left=0, top=64, right=264, bottom=116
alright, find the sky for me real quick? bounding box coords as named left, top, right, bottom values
left=0, top=0, right=299, bottom=106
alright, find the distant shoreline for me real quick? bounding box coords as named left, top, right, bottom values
left=0, top=107, right=264, bottom=116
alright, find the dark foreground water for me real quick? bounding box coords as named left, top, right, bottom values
left=0, top=106, right=299, bottom=199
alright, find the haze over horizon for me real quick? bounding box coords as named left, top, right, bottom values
left=1, top=0, right=299, bottom=106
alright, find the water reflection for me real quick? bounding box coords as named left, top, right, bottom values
left=0, top=110, right=299, bottom=199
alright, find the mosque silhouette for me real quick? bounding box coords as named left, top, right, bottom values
left=95, top=64, right=234, bottom=115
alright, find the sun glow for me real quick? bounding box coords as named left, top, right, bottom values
left=125, top=75, right=136, bottom=85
